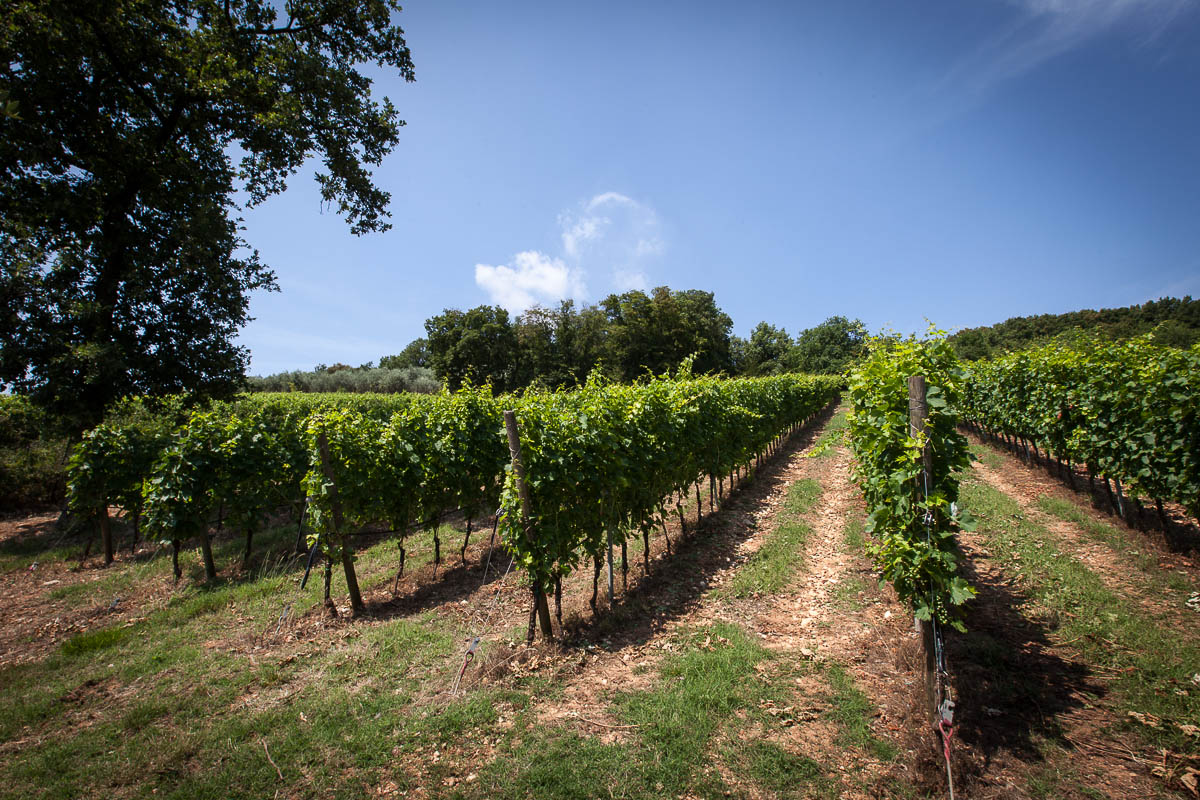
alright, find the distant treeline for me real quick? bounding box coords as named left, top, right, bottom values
left=247, top=286, right=867, bottom=394
left=949, top=296, right=1200, bottom=360
left=246, top=365, right=440, bottom=394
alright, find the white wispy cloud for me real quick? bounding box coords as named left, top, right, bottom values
left=613, top=269, right=649, bottom=292
left=474, top=191, right=665, bottom=313
left=474, top=251, right=585, bottom=314
left=953, top=0, right=1192, bottom=93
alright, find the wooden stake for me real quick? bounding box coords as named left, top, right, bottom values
left=908, top=376, right=937, bottom=725
left=98, top=506, right=114, bottom=566
left=606, top=528, right=614, bottom=605
left=317, top=430, right=364, bottom=615
left=504, top=410, right=553, bottom=640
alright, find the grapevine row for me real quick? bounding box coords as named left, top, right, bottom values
left=960, top=336, right=1200, bottom=522
left=845, top=334, right=975, bottom=629
left=68, top=375, right=841, bottom=617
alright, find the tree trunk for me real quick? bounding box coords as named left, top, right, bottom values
left=535, top=584, right=552, bottom=638
left=98, top=507, right=115, bottom=566
left=295, top=504, right=308, bottom=555
left=197, top=528, right=217, bottom=581
left=341, top=541, right=364, bottom=615
left=554, top=575, right=562, bottom=627
left=460, top=517, right=472, bottom=565
left=171, top=538, right=181, bottom=581
left=323, top=555, right=334, bottom=613
left=642, top=527, right=651, bottom=575
left=621, top=538, right=628, bottom=592
left=432, top=520, right=441, bottom=577
left=1155, top=498, right=1170, bottom=533
left=591, top=555, right=601, bottom=615
left=392, top=542, right=407, bottom=595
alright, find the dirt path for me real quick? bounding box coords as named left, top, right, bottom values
left=946, top=445, right=1193, bottom=799
left=968, top=454, right=1198, bottom=627
left=508, top=408, right=931, bottom=798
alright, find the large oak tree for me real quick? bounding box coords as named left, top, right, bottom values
left=0, top=0, right=414, bottom=432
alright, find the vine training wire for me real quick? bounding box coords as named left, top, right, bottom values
left=451, top=510, right=514, bottom=696
left=921, top=468, right=956, bottom=800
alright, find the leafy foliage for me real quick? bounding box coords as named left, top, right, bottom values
left=246, top=365, right=439, bottom=394
left=786, top=316, right=867, bottom=375
left=499, top=373, right=842, bottom=590
left=70, top=372, right=839, bottom=594
left=949, top=296, right=1200, bottom=361
left=0, top=394, right=68, bottom=508
left=846, top=332, right=975, bottom=629
left=0, top=0, right=415, bottom=431
left=961, top=336, right=1200, bottom=517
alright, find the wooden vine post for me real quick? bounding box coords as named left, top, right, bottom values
left=606, top=528, right=615, bottom=605
left=98, top=506, right=114, bottom=565
left=908, top=375, right=938, bottom=722
left=503, top=410, right=554, bottom=641
left=316, top=430, right=365, bottom=615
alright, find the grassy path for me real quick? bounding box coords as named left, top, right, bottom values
left=946, top=440, right=1200, bottom=799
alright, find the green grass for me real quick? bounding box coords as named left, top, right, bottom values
left=960, top=473, right=1200, bottom=756
left=468, top=623, right=782, bottom=799
left=726, top=478, right=821, bottom=598
left=0, top=517, right=490, bottom=800
left=805, top=409, right=848, bottom=460
left=824, top=664, right=897, bottom=761
left=735, top=740, right=836, bottom=799
left=842, top=515, right=865, bottom=551
left=1036, top=495, right=1194, bottom=593
left=59, top=624, right=133, bottom=656
left=0, top=405, right=895, bottom=800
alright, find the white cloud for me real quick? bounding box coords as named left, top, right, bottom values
left=561, top=215, right=607, bottom=259
left=586, top=191, right=638, bottom=211
left=474, top=251, right=585, bottom=314
left=474, top=191, right=666, bottom=313
left=953, top=0, right=1191, bottom=92
left=613, top=269, right=649, bottom=292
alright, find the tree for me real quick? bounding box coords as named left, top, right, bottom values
left=600, top=287, right=733, bottom=379
left=743, top=322, right=792, bottom=376
left=380, top=338, right=430, bottom=370
left=0, top=0, right=415, bottom=433
left=425, top=306, right=518, bottom=391
left=786, top=316, right=867, bottom=374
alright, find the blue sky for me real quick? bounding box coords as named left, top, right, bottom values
left=238, top=0, right=1200, bottom=375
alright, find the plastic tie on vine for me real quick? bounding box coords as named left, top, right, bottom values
left=452, top=637, right=482, bottom=695
left=937, top=695, right=957, bottom=798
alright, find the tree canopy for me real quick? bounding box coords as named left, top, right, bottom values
left=947, top=296, right=1200, bottom=360
left=416, top=288, right=734, bottom=392
left=786, top=316, right=867, bottom=374
left=0, top=0, right=414, bottom=432
left=425, top=306, right=519, bottom=392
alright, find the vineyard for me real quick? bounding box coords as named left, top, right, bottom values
left=67, top=373, right=842, bottom=621
left=0, top=347, right=1198, bottom=799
